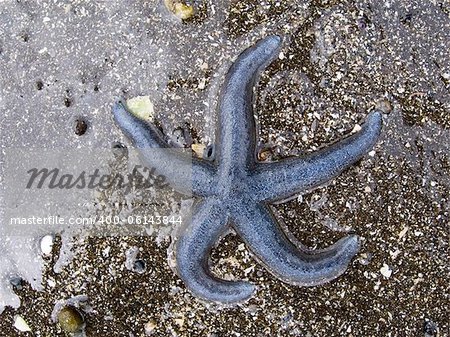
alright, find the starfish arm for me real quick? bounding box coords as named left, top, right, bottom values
left=112, top=101, right=216, bottom=196
left=175, top=200, right=255, bottom=304
left=217, top=35, right=282, bottom=175
left=252, top=111, right=383, bottom=201
left=232, top=202, right=360, bottom=286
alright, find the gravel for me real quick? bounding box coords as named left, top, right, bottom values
left=0, top=0, right=448, bottom=336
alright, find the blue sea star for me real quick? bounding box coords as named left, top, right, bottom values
left=112, top=35, right=383, bottom=304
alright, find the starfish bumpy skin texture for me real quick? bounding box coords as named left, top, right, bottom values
left=112, top=35, right=383, bottom=304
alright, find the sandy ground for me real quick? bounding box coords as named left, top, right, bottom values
left=0, top=0, right=449, bottom=336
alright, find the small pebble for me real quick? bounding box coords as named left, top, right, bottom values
left=145, top=319, right=157, bottom=335
left=57, top=306, right=84, bottom=333
left=171, top=127, right=190, bottom=147
left=112, top=142, right=128, bottom=158
left=133, top=260, right=146, bottom=274
left=10, top=277, right=22, bottom=289
left=398, top=226, right=409, bottom=240
left=352, top=124, right=362, bottom=133
left=375, top=98, right=392, bottom=114
left=74, top=117, right=88, bottom=136
left=358, top=252, right=373, bottom=265
left=258, top=147, right=273, bottom=161
left=423, top=319, right=438, bottom=336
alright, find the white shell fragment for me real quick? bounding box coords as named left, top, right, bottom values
left=13, top=315, right=32, bottom=332
left=40, top=235, right=54, bottom=255
left=380, top=263, right=393, bottom=278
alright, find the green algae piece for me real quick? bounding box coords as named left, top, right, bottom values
left=164, top=0, right=195, bottom=20
left=126, top=96, right=154, bottom=121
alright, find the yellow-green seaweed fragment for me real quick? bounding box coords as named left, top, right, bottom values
left=164, top=0, right=195, bottom=20
left=126, top=96, right=154, bottom=121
